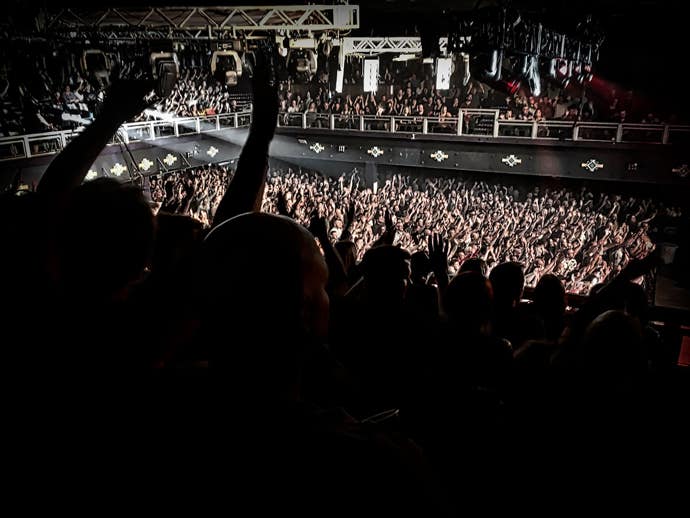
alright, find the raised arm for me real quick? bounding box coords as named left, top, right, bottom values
left=309, top=214, right=349, bottom=296
left=212, top=43, right=278, bottom=227
left=37, top=79, right=155, bottom=196
left=428, top=233, right=449, bottom=292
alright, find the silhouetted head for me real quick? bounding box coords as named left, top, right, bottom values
left=489, top=262, right=524, bottom=309
left=460, top=257, right=488, bottom=277
left=534, top=274, right=566, bottom=317
left=410, top=251, right=431, bottom=284
left=361, top=245, right=411, bottom=306
left=581, top=310, right=645, bottom=392
left=202, top=213, right=328, bottom=389
left=443, top=271, right=493, bottom=333
left=621, top=282, right=648, bottom=323
left=57, top=179, right=155, bottom=303
left=152, top=213, right=204, bottom=277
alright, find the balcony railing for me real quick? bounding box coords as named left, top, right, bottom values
left=0, top=112, right=253, bottom=162
left=277, top=109, right=690, bottom=145
left=2, top=109, right=689, bottom=162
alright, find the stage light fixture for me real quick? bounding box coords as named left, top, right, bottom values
left=211, top=50, right=242, bottom=86
left=81, top=49, right=111, bottom=87
left=150, top=52, right=179, bottom=98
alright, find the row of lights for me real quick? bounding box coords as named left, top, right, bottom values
left=85, top=147, right=223, bottom=181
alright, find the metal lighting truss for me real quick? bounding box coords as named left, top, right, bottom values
left=41, top=5, right=360, bottom=40
left=341, top=37, right=453, bottom=57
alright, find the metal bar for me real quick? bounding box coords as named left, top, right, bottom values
left=422, top=118, right=428, bottom=134
left=532, top=121, right=538, bottom=139
left=493, top=111, right=499, bottom=138
left=616, top=124, right=624, bottom=143
left=457, top=112, right=463, bottom=136
left=179, top=8, right=196, bottom=28
left=662, top=125, right=670, bottom=145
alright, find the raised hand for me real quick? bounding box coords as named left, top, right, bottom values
left=276, top=190, right=291, bottom=217
left=309, top=210, right=330, bottom=242
left=211, top=40, right=279, bottom=225
left=345, top=203, right=356, bottom=229
left=385, top=208, right=394, bottom=233
left=250, top=40, right=279, bottom=138
left=428, top=233, right=449, bottom=290
left=380, top=208, right=396, bottom=245
left=101, top=66, right=156, bottom=122
left=38, top=71, right=156, bottom=195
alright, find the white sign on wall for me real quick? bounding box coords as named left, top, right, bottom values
left=363, top=58, right=379, bottom=93
left=436, top=57, right=452, bottom=90
left=336, top=68, right=344, bottom=93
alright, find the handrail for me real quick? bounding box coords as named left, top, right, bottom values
left=3, top=110, right=690, bottom=162
left=0, top=111, right=253, bottom=161
left=275, top=110, right=690, bottom=144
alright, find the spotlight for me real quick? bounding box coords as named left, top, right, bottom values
left=471, top=49, right=502, bottom=81
left=522, top=55, right=541, bottom=96
left=81, top=49, right=111, bottom=87
left=553, top=58, right=572, bottom=88
left=150, top=52, right=179, bottom=98
left=577, top=64, right=594, bottom=84
left=461, top=53, right=471, bottom=86
left=211, top=50, right=242, bottom=86
left=288, top=50, right=317, bottom=80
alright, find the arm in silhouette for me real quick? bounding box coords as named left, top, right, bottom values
left=38, top=78, right=154, bottom=196
left=309, top=214, right=348, bottom=296
left=212, top=43, right=278, bottom=226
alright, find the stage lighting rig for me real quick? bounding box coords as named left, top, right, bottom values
left=211, top=49, right=243, bottom=86
left=150, top=52, right=179, bottom=98
left=81, top=49, right=112, bottom=88
left=447, top=6, right=602, bottom=87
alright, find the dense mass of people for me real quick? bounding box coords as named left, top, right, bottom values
left=134, top=69, right=252, bottom=121
left=0, top=48, right=686, bottom=514
left=149, top=164, right=663, bottom=295
left=276, top=62, right=668, bottom=126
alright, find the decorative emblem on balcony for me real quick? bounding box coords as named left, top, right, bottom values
left=207, top=146, right=219, bottom=158
left=501, top=155, right=522, bottom=168
left=430, top=150, right=449, bottom=162
left=163, top=153, right=178, bottom=166
left=310, top=142, right=325, bottom=154
left=110, top=163, right=127, bottom=177
left=672, top=164, right=689, bottom=178
left=85, top=170, right=98, bottom=181
left=367, top=146, right=384, bottom=158
left=139, top=158, right=154, bottom=172
left=581, top=159, right=604, bottom=172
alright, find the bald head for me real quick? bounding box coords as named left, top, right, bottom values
left=205, top=213, right=321, bottom=284
left=202, top=213, right=329, bottom=367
